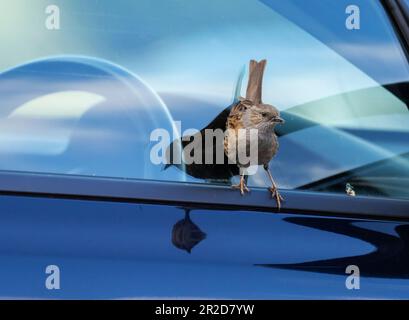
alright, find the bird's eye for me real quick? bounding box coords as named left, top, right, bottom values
left=261, top=112, right=268, bottom=117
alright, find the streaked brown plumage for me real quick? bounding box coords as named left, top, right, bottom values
left=164, top=59, right=285, bottom=208
left=224, top=60, right=284, bottom=209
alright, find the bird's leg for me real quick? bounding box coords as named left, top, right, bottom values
left=231, top=174, right=250, bottom=195
left=264, top=165, right=284, bottom=209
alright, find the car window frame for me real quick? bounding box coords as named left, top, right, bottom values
left=0, top=170, right=407, bottom=220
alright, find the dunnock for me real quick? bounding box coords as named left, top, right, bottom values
left=224, top=60, right=284, bottom=208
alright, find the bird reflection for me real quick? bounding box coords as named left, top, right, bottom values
left=171, top=209, right=207, bottom=254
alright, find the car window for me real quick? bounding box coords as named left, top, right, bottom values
left=0, top=0, right=408, bottom=200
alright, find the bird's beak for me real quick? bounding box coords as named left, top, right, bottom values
left=273, top=116, right=285, bottom=124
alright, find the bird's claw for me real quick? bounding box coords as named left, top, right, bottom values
left=232, top=181, right=250, bottom=196
left=269, top=186, right=284, bottom=210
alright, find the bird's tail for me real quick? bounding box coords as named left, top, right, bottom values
left=246, top=59, right=267, bottom=104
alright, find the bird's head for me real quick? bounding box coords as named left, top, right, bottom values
left=241, top=99, right=284, bottom=128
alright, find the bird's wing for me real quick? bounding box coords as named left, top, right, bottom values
left=226, top=110, right=244, bottom=131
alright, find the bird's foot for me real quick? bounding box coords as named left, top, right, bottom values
left=269, top=186, right=284, bottom=210
left=232, top=180, right=250, bottom=196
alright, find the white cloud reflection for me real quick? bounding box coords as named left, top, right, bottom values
left=9, top=90, right=105, bottom=119
left=0, top=91, right=105, bottom=154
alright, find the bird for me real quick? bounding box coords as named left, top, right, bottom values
left=164, top=59, right=285, bottom=208
left=224, top=59, right=285, bottom=209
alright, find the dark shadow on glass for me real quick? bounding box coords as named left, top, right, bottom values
left=165, top=105, right=239, bottom=183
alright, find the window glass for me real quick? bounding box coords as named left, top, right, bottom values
left=0, top=0, right=408, bottom=200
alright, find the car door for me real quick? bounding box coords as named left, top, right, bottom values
left=0, top=0, right=408, bottom=299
